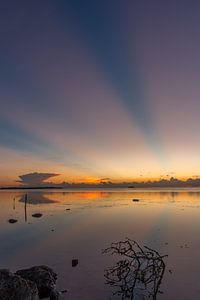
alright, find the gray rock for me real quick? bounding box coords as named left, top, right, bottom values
left=16, top=265, right=58, bottom=299
left=49, top=289, right=60, bottom=300
left=72, top=259, right=78, bottom=267
left=32, top=213, right=43, bottom=218
left=0, top=269, right=38, bottom=300
left=8, top=219, right=18, bottom=224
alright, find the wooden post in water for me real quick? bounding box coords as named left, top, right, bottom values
left=13, top=197, right=15, bottom=210
left=24, top=193, right=27, bottom=223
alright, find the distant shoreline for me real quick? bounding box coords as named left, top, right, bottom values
left=0, top=186, right=64, bottom=190
left=1, top=185, right=200, bottom=190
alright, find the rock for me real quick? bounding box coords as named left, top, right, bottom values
left=16, top=265, right=58, bottom=299
left=72, top=259, right=78, bottom=267
left=8, top=219, right=18, bottom=224
left=32, top=213, right=43, bottom=218
left=0, top=269, right=38, bottom=300
left=0, top=266, right=60, bottom=300
left=65, top=209, right=70, bottom=211
left=132, top=199, right=140, bottom=202
left=49, top=289, right=60, bottom=300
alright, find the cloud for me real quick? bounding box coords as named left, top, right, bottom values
left=17, top=172, right=59, bottom=185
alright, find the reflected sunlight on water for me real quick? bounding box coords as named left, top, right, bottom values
left=1, top=188, right=200, bottom=299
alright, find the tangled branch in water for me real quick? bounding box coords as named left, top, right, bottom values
left=103, top=239, right=167, bottom=300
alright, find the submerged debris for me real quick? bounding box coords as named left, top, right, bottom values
left=32, top=213, right=43, bottom=218
left=103, top=238, right=167, bottom=299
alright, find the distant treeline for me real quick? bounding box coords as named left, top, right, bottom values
left=1, top=177, right=200, bottom=189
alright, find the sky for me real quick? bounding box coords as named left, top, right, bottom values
left=1, top=0, right=200, bottom=186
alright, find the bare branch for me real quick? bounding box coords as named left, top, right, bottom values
left=103, top=238, right=167, bottom=299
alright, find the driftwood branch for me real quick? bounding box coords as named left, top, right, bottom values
left=103, top=238, right=167, bottom=299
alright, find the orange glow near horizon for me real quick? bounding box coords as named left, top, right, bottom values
left=1, top=168, right=200, bottom=187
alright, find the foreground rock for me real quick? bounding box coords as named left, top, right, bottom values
left=0, top=266, right=60, bottom=300
left=0, top=269, right=38, bottom=300
left=16, top=266, right=59, bottom=299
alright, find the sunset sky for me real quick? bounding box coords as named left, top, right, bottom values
left=1, top=0, right=200, bottom=186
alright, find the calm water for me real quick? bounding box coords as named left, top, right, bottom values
left=1, top=188, right=200, bottom=299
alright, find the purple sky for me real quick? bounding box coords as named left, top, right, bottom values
left=1, top=0, right=200, bottom=185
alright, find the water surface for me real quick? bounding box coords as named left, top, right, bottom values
left=1, top=188, right=200, bottom=299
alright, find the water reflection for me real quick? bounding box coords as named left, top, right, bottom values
left=103, top=239, right=167, bottom=299
left=8, top=193, right=58, bottom=223
left=19, top=192, right=58, bottom=205
left=1, top=189, right=200, bottom=299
